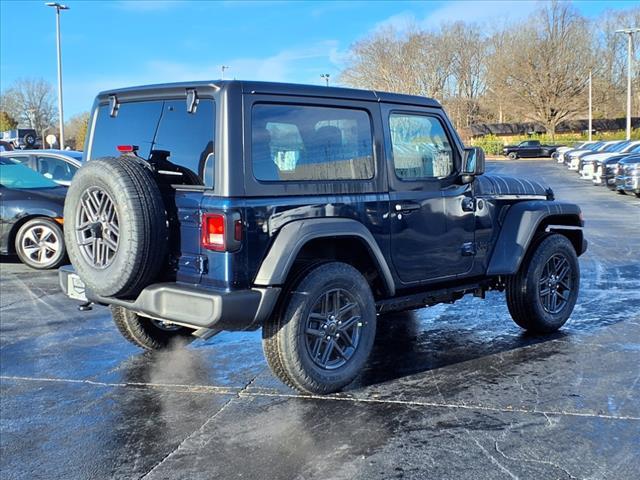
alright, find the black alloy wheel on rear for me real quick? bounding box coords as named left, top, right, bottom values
left=262, top=262, right=377, bottom=395
left=303, top=288, right=363, bottom=370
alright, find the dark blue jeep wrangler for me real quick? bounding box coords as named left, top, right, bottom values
left=60, top=81, right=587, bottom=394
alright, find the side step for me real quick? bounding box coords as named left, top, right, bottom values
left=375, top=283, right=485, bottom=314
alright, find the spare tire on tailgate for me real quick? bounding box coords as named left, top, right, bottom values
left=64, top=156, right=168, bottom=299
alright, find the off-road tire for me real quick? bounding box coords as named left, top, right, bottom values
left=508, top=152, right=518, bottom=160
left=15, top=217, right=66, bottom=270
left=23, top=133, right=36, bottom=147
left=506, top=234, right=579, bottom=333
left=262, top=262, right=376, bottom=394
left=64, top=156, right=168, bottom=299
left=111, top=306, right=193, bottom=350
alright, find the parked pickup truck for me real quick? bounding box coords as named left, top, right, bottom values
left=503, top=140, right=559, bottom=159
left=59, top=81, right=587, bottom=395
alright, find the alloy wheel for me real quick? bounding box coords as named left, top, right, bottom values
left=20, top=224, right=60, bottom=266
left=304, top=288, right=363, bottom=370
left=539, top=253, right=572, bottom=314
left=75, top=187, right=120, bottom=268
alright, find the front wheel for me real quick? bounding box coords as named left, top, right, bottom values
left=508, top=152, right=518, bottom=160
left=111, top=306, right=194, bottom=350
left=506, top=234, right=579, bottom=333
left=262, top=262, right=376, bottom=394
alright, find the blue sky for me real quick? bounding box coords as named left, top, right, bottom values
left=1, top=0, right=637, bottom=118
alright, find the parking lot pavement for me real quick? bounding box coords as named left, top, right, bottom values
left=1, top=160, right=638, bottom=480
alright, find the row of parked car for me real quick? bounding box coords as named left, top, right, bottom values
left=0, top=149, right=83, bottom=269
left=554, top=140, right=640, bottom=197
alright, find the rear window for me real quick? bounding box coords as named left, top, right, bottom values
left=89, top=99, right=215, bottom=186
left=252, top=104, right=374, bottom=181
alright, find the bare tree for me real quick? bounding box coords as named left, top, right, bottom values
left=339, top=27, right=451, bottom=99
left=592, top=7, right=640, bottom=118
left=441, top=22, right=489, bottom=127
left=0, top=78, right=57, bottom=136
left=489, top=1, right=595, bottom=137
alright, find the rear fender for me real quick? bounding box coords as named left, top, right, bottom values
left=254, top=218, right=395, bottom=296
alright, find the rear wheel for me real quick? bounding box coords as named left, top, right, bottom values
left=111, top=306, right=194, bottom=350
left=262, top=262, right=376, bottom=394
left=506, top=234, right=579, bottom=333
left=15, top=218, right=66, bottom=270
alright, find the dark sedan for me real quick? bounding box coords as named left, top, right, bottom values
left=0, top=158, right=68, bottom=269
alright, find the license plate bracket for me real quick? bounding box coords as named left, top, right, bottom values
left=67, top=273, right=88, bottom=302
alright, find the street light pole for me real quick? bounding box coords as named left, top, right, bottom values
left=320, top=74, right=330, bottom=87
left=46, top=2, right=69, bottom=149
left=588, top=70, right=592, bottom=142
left=221, top=65, right=230, bottom=80
left=616, top=28, right=639, bottom=141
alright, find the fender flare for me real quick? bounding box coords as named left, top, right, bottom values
left=486, top=201, right=585, bottom=276
left=254, top=218, right=395, bottom=296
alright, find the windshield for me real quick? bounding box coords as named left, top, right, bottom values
left=0, top=160, right=59, bottom=189
left=606, top=142, right=628, bottom=152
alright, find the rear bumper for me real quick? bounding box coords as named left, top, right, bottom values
left=59, top=266, right=280, bottom=331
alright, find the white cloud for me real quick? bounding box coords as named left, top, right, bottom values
left=63, top=40, right=344, bottom=113
left=373, top=11, right=418, bottom=32
left=422, top=0, right=538, bottom=27
left=373, top=1, right=539, bottom=33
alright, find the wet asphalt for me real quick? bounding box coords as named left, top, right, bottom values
left=1, top=160, right=639, bottom=480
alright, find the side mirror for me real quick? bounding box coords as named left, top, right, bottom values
left=461, top=147, right=485, bottom=183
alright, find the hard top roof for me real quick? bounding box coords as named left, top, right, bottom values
left=97, top=80, right=442, bottom=109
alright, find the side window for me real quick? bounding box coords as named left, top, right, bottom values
left=252, top=104, right=374, bottom=181
left=37, top=156, right=77, bottom=183
left=3, top=155, right=29, bottom=165
left=389, top=114, right=454, bottom=180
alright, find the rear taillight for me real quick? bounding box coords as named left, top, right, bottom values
left=201, top=212, right=242, bottom=251
left=202, top=213, right=225, bottom=251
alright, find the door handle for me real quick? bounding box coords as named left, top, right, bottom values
left=395, top=202, right=421, bottom=214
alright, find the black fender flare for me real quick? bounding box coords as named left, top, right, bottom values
left=486, top=201, right=586, bottom=276
left=254, top=218, right=395, bottom=296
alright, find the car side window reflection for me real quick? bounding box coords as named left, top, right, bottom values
left=389, top=114, right=454, bottom=180
left=37, top=156, right=77, bottom=183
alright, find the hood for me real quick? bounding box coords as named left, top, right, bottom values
left=475, top=175, right=552, bottom=199
left=568, top=149, right=592, bottom=158
left=586, top=152, right=625, bottom=163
